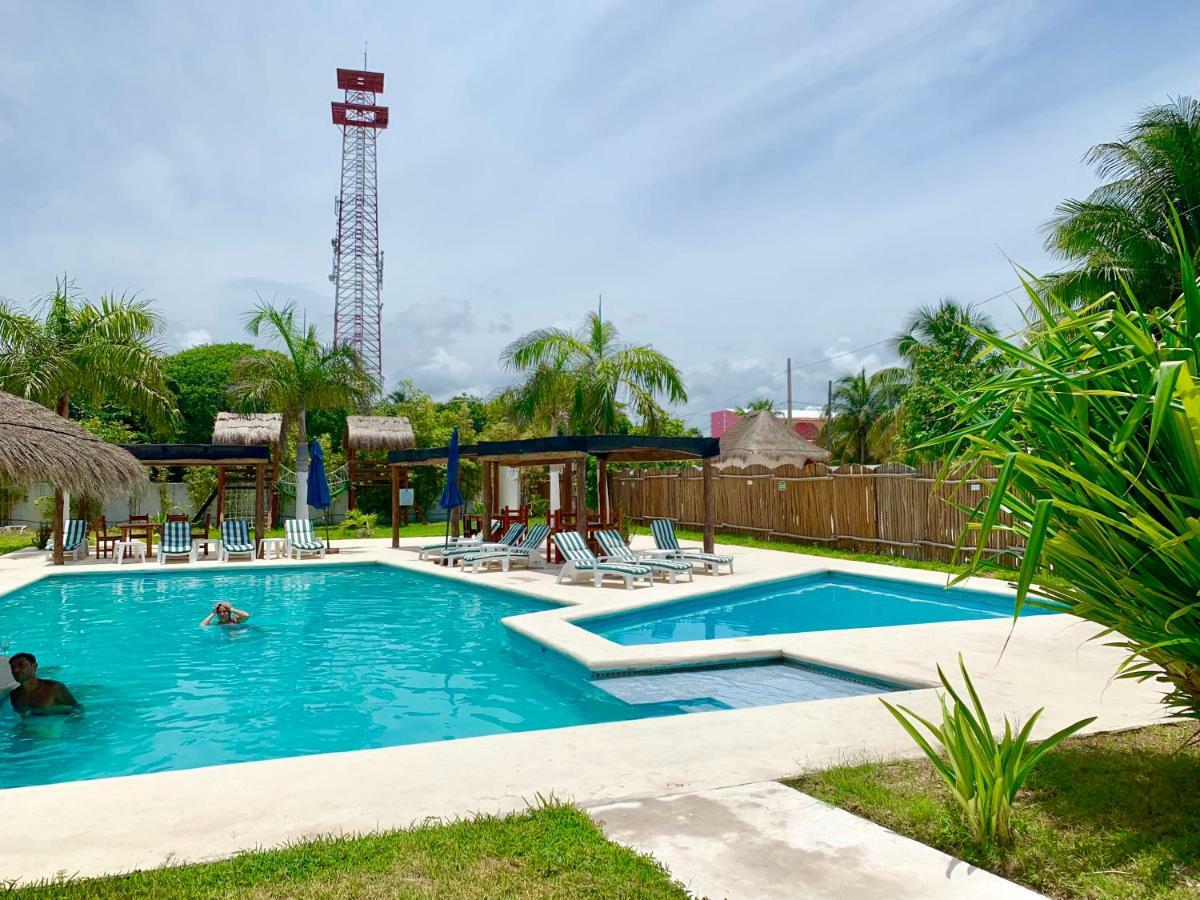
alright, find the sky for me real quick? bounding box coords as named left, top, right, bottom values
left=3, top=1, right=1199, bottom=433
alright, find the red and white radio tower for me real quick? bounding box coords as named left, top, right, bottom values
left=329, top=62, right=388, bottom=391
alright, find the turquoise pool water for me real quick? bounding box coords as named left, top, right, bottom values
left=0, top=564, right=700, bottom=790
left=582, top=572, right=1054, bottom=645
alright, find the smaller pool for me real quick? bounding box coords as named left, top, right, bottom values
left=580, top=572, right=1056, bottom=645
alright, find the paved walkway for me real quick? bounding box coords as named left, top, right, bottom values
left=590, top=782, right=1041, bottom=899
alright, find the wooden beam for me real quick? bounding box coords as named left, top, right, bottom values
left=576, top=457, right=588, bottom=539
left=703, top=457, right=715, bottom=554
left=52, top=487, right=64, bottom=566
left=215, top=467, right=226, bottom=526
left=254, top=463, right=266, bottom=557
left=597, top=459, right=608, bottom=524
left=391, top=465, right=400, bottom=548
left=481, top=460, right=494, bottom=539
left=347, top=446, right=357, bottom=511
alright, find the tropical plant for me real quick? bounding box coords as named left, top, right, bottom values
left=0, top=277, right=177, bottom=561
left=882, top=655, right=1094, bottom=846
left=945, top=225, right=1200, bottom=719
left=820, top=368, right=907, bottom=464
left=893, top=300, right=1002, bottom=462
left=735, top=397, right=777, bottom=415
left=1044, top=96, right=1200, bottom=309
left=500, top=311, right=687, bottom=434
left=230, top=299, right=376, bottom=519
left=340, top=508, right=378, bottom=537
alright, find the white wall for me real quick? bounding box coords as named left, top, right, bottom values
left=8, top=483, right=192, bottom=526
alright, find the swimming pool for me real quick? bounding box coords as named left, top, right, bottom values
left=581, top=572, right=1054, bottom=645
left=1, top=564, right=707, bottom=789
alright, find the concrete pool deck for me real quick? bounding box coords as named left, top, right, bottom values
left=0, top=536, right=1164, bottom=887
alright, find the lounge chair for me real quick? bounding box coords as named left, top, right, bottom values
left=553, top=530, right=652, bottom=590
left=594, top=529, right=693, bottom=583
left=417, top=518, right=501, bottom=561
left=158, top=520, right=196, bottom=564
left=284, top=518, right=326, bottom=560
left=432, top=523, right=526, bottom=566
left=648, top=518, right=734, bottom=575
left=460, top=523, right=550, bottom=573
left=219, top=519, right=256, bottom=562
left=46, top=519, right=88, bottom=562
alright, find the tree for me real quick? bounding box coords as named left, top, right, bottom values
left=0, top=277, right=176, bottom=561
left=821, top=369, right=905, bottom=464
left=230, top=299, right=376, bottom=519
left=944, top=231, right=1200, bottom=720
left=164, top=342, right=262, bottom=444
left=500, top=311, right=687, bottom=434
left=893, top=299, right=1001, bottom=462
left=735, top=397, right=777, bottom=415
left=374, top=380, right=480, bottom=520
left=1044, top=96, right=1200, bottom=308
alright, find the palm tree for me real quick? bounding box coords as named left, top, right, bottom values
left=1044, top=96, right=1200, bottom=308
left=0, top=277, right=176, bottom=562
left=821, top=369, right=906, bottom=464
left=735, top=397, right=777, bottom=416
left=500, top=311, right=687, bottom=434
left=894, top=299, right=997, bottom=364
left=230, top=299, right=376, bottom=518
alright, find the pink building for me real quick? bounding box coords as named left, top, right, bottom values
left=710, top=408, right=826, bottom=443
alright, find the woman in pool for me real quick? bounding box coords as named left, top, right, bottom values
left=200, top=602, right=251, bottom=626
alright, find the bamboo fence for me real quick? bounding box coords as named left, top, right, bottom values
left=611, top=461, right=1024, bottom=563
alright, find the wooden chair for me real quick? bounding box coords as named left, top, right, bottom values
left=94, top=516, right=118, bottom=559
left=191, top=513, right=212, bottom=556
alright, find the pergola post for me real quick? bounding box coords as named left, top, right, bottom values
left=575, top=455, right=588, bottom=540
left=390, top=465, right=400, bottom=548
left=482, top=460, right=494, bottom=538
left=254, top=462, right=266, bottom=557
left=52, top=488, right=64, bottom=566
left=702, top=457, right=715, bottom=554
left=347, top=446, right=357, bottom=511
left=597, top=458, right=608, bottom=525
left=215, top=468, right=226, bottom=526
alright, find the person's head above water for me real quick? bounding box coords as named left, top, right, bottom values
left=213, top=602, right=234, bottom=622
left=10, top=652, right=37, bottom=683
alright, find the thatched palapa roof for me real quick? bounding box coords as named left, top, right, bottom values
left=344, top=415, right=415, bottom=452
left=212, top=412, right=284, bottom=448
left=715, top=409, right=830, bottom=470
left=0, top=391, right=148, bottom=495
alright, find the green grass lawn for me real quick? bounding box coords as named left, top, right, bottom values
left=9, top=804, right=686, bottom=899
left=0, top=531, right=36, bottom=556
left=789, top=723, right=1200, bottom=898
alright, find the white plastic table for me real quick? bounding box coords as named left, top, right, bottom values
left=114, top=540, right=146, bottom=565
left=259, top=537, right=287, bottom=559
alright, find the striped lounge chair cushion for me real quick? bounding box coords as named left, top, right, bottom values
left=284, top=520, right=324, bottom=550
left=48, top=519, right=88, bottom=551
left=440, top=523, right=526, bottom=558
left=595, top=530, right=692, bottom=573
left=650, top=518, right=733, bottom=564
left=161, top=521, right=193, bottom=554
left=553, top=530, right=650, bottom=576
left=220, top=520, right=255, bottom=553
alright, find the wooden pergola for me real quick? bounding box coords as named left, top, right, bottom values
left=388, top=435, right=720, bottom=553
left=121, top=444, right=272, bottom=556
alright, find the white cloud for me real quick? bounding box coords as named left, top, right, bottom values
left=174, top=328, right=212, bottom=350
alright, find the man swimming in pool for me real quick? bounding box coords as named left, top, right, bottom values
left=8, top=652, right=80, bottom=714
left=200, top=602, right=250, bottom=626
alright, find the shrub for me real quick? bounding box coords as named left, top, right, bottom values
left=882, top=655, right=1094, bottom=846
left=944, top=222, right=1200, bottom=719
left=341, top=509, right=378, bottom=537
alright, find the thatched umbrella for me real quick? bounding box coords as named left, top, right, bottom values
left=0, top=391, right=148, bottom=564
left=343, top=415, right=415, bottom=452
left=211, top=412, right=285, bottom=448
left=715, top=409, right=830, bottom=470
